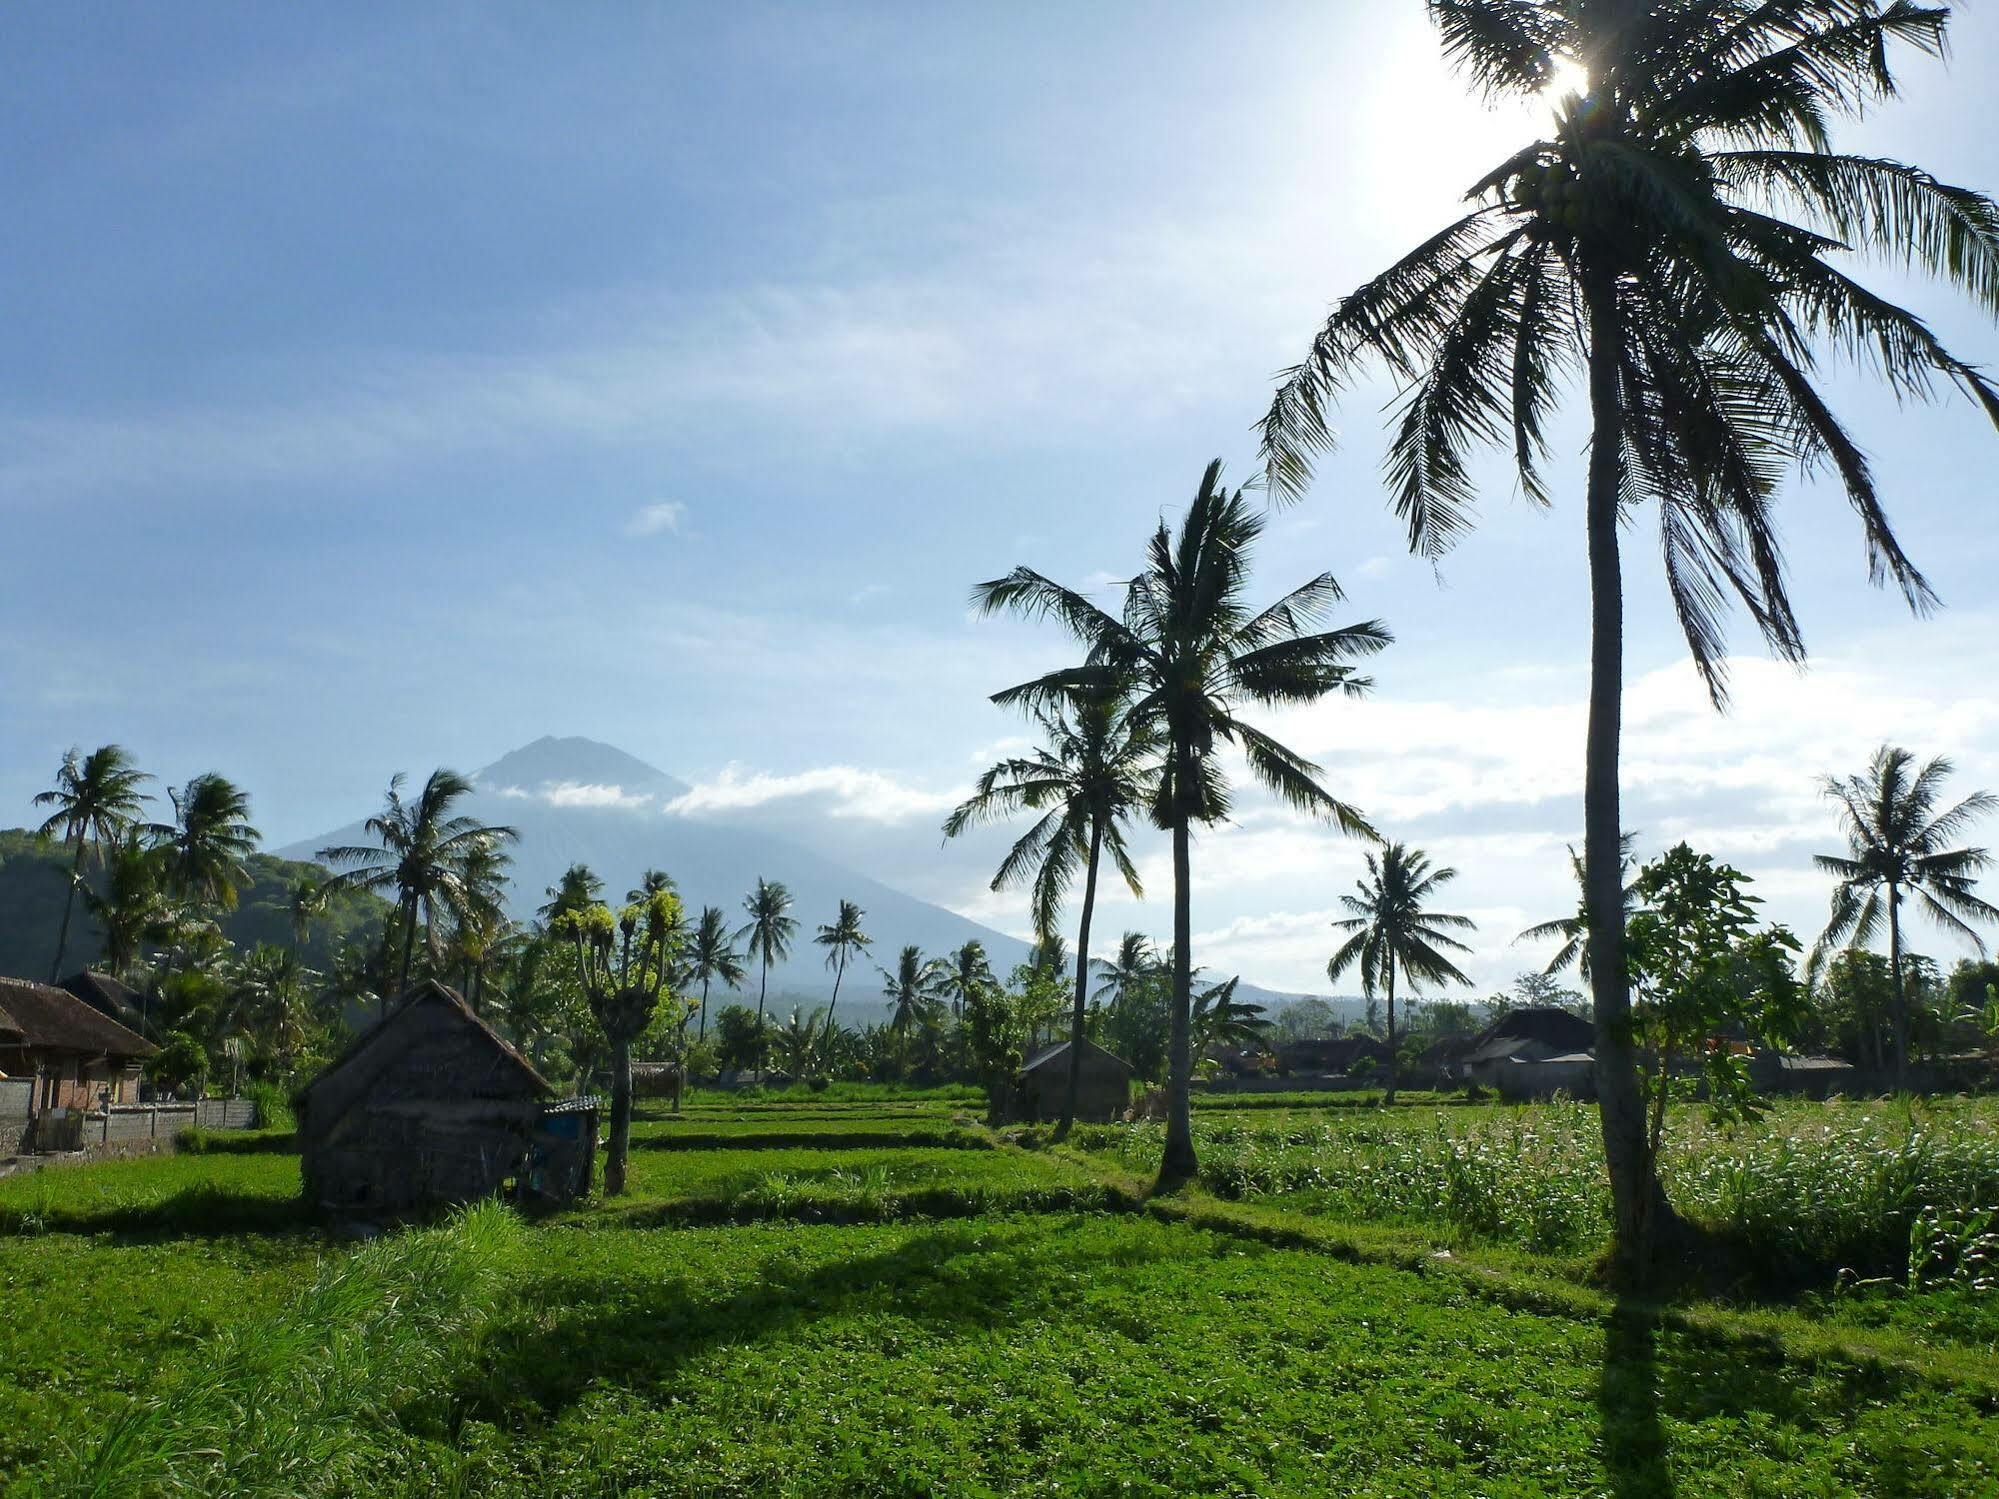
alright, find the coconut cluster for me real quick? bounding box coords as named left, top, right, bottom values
left=1511, top=156, right=1595, bottom=233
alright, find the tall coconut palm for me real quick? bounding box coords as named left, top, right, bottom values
left=539, top=863, right=603, bottom=923
left=1813, top=745, right=1999, bottom=1082
left=1515, top=834, right=1640, bottom=979
left=979, top=459, right=1387, bottom=1184
left=1257, top=2, right=1999, bottom=1275
left=814, top=899, right=872, bottom=1032
left=735, top=878, right=797, bottom=1063
left=1326, top=844, right=1478, bottom=1104
left=947, top=691, right=1156, bottom=1135
left=317, top=769, right=517, bottom=996
left=688, top=905, right=747, bottom=1042
left=34, top=744, right=152, bottom=981
left=285, top=874, right=326, bottom=956
left=151, top=774, right=260, bottom=913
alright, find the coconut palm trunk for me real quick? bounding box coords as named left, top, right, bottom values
left=1888, top=883, right=1908, bottom=1083
left=398, top=897, right=420, bottom=997
left=1383, top=954, right=1398, bottom=1107
left=699, top=975, right=712, bottom=1041
left=827, top=951, right=847, bottom=1033
left=1582, top=267, right=1676, bottom=1274
left=1160, top=754, right=1198, bottom=1185
left=49, top=838, right=87, bottom=982
left=1058, top=819, right=1105, bottom=1139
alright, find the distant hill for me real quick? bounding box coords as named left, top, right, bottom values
left=0, top=828, right=393, bottom=981
left=282, top=736, right=1039, bottom=1005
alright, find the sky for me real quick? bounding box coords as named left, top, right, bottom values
left=5, top=1, right=1999, bottom=998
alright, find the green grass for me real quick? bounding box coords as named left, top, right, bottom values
left=3, top=1088, right=1997, bottom=1496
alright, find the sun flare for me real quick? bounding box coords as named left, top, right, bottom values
left=1542, top=55, right=1589, bottom=109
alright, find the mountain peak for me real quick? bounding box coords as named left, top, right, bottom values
left=474, top=736, right=686, bottom=795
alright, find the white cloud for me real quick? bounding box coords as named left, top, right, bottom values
left=662, top=763, right=957, bottom=824
left=495, top=781, right=657, bottom=810
left=625, top=501, right=686, bottom=537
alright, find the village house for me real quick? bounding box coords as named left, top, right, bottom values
left=296, top=980, right=595, bottom=1219
left=0, top=975, right=156, bottom=1111
left=1276, top=1033, right=1392, bottom=1077
left=1014, top=1038, right=1134, bottom=1123
left=1461, top=1006, right=1599, bottom=1099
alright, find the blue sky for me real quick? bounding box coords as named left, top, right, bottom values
left=6, top=2, right=1999, bottom=994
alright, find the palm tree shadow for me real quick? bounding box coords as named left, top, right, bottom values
left=1598, top=1300, right=1674, bottom=1499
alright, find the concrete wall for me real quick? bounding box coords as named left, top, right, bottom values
left=1, top=1091, right=259, bottom=1157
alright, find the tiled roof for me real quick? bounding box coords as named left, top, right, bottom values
left=0, top=977, right=157, bottom=1059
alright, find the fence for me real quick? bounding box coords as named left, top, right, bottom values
left=3, top=1095, right=260, bottom=1156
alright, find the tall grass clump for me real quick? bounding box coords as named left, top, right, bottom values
left=243, top=1080, right=296, bottom=1133
left=1669, top=1099, right=1999, bottom=1284
left=27, top=1201, right=525, bottom=1498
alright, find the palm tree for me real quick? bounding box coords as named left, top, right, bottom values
left=736, top=878, right=797, bottom=1064
left=317, top=769, right=517, bottom=997
left=947, top=690, right=1156, bottom=1136
left=539, top=863, right=604, bottom=922
left=1190, top=977, right=1272, bottom=1058
left=1326, top=844, right=1478, bottom=1104
left=33, top=744, right=152, bottom=981
left=1516, top=834, right=1640, bottom=979
left=814, top=899, right=872, bottom=1033
left=1256, top=3, right=1999, bottom=1275
left=881, top=944, right=946, bottom=1048
left=688, top=905, right=747, bottom=1042
left=1813, top=745, right=1999, bottom=1082
left=935, top=940, right=995, bottom=1021
left=79, top=834, right=169, bottom=986
left=285, top=873, right=326, bottom=956
left=1094, top=932, right=1158, bottom=1009
left=978, top=459, right=1387, bottom=1184
left=151, top=774, right=260, bottom=912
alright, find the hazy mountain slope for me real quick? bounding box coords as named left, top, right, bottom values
left=281, top=737, right=1034, bottom=1007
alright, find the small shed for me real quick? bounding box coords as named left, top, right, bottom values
left=0, top=976, right=155, bottom=1110
left=1014, top=1038, right=1134, bottom=1123
left=297, top=981, right=593, bottom=1219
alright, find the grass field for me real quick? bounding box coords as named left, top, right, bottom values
left=2, top=1090, right=1995, bottom=1496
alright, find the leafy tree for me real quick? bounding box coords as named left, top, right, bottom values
left=552, top=888, right=687, bottom=1196
left=962, top=978, right=1027, bottom=1124
left=1273, top=995, right=1339, bottom=1044
left=317, top=770, right=516, bottom=998
left=151, top=774, right=260, bottom=914
left=145, top=1031, right=210, bottom=1099
left=225, top=944, right=318, bottom=1081
left=1258, top=0, right=1999, bottom=1280
left=1812, top=948, right=1897, bottom=1070
left=813, top=899, right=872, bottom=1033
left=1516, top=836, right=1640, bottom=979
left=736, top=877, right=798, bottom=1062
left=1099, top=959, right=1170, bottom=1083
left=713, top=1003, right=766, bottom=1074
left=947, top=690, right=1156, bottom=1137
left=1626, top=845, right=1810, bottom=1176
left=1813, top=745, right=1999, bottom=1083
left=34, top=744, right=153, bottom=982
left=1326, top=844, right=1477, bottom=1103
left=687, top=905, right=747, bottom=1043
left=979, top=458, right=1386, bottom=1185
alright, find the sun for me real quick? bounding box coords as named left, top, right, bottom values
left=1542, top=55, right=1590, bottom=110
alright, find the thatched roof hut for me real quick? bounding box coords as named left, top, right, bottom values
left=297, top=981, right=589, bottom=1219
left=1014, top=1038, right=1134, bottom=1123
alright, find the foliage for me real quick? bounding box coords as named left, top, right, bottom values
left=1626, top=844, right=1812, bottom=1163
left=712, top=1003, right=766, bottom=1073
left=144, top=1031, right=211, bottom=1098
